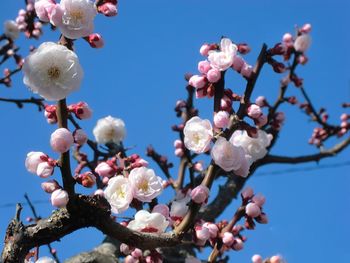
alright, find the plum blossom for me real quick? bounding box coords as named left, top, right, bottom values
left=93, top=116, right=126, bottom=144
left=170, top=193, right=191, bottom=220
left=127, top=210, right=169, bottom=234
left=251, top=255, right=263, bottom=263
left=4, top=20, right=20, bottom=40
left=294, top=34, right=311, bottom=52
left=129, top=167, right=163, bottom=202
left=211, top=137, right=246, bottom=172
left=230, top=130, right=273, bottom=162
left=34, top=0, right=55, bottom=23
left=53, top=0, right=97, bottom=40
left=190, top=185, right=209, bottom=204
left=51, top=189, right=69, bottom=208
left=214, top=110, right=230, bottom=128
left=184, top=116, right=213, bottom=153
left=35, top=257, right=56, bottom=263
left=41, top=180, right=60, bottom=193
left=95, top=161, right=117, bottom=177
left=25, top=151, right=47, bottom=174
left=36, top=161, right=55, bottom=178
left=50, top=128, right=74, bottom=153
left=208, top=38, right=237, bottom=71
left=104, top=176, right=133, bottom=214
left=189, top=75, right=207, bottom=89
left=245, top=202, right=261, bottom=218
left=73, top=129, right=88, bottom=146
left=22, top=42, right=83, bottom=101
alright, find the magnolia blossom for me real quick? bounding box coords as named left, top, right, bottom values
left=22, top=42, right=83, bottom=101
left=50, top=128, right=74, bottom=153
left=184, top=116, right=213, bottom=153
left=129, top=167, right=163, bottom=202
left=4, top=20, right=20, bottom=40
left=51, top=189, right=69, bottom=208
left=93, top=116, right=126, bottom=144
left=211, top=137, right=246, bottom=172
left=294, top=34, right=311, bottom=52
left=230, top=130, right=273, bottom=162
left=127, top=210, right=169, bottom=234
left=208, top=38, right=237, bottom=71
left=104, top=176, right=133, bottom=214
left=52, top=0, right=97, bottom=39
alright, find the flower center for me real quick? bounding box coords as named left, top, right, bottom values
left=138, top=180, right=149, bottom=192
left=47, top=66, right=61, bottom=80
left=116, top=187, right=126, bottom=199
left=193, top=133, right=201, bottom=145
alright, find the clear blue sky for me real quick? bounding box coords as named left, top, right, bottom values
left=0, top=0, right=349, bottom=262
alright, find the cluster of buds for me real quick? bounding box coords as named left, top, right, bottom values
left=338, top=113, right=350, bottom=137
left=45, top=102, right=92, bottom=124
left=241, top=187, right=268, bottom=229
left=16, top=1, right=43, bottom=39
left=247, top=104, right=268, bottom=128
left=252, top=254, right=286, bottom=263
left=308, top=127, right=328, bottom=146
left=122, top=246, right=163, bottom=263
left=25, top=152, right=57, bottom=178
left=194, top=221, right=219, bottom=247
left=221, top=225, right=246, bottom=251
left=75, top=171, right=96, bottom=188
left=173, top=139, right=185, bottom=157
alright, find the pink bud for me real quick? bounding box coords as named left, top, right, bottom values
left=50, top=128, right=74, bottom=153
left=191, top=185, right=209, bottom=204
left=245, top=203, right=261, bottom=218
left=95, top=162, right=116, bottom=178
left=195, top=225, right=210, bottom=241
left=294, top=34, right=311, bottom=52
left=255, top=96, right=266, bottom=107
left=98, top=2, right=118, bottom=17
left=189, top=75, right=207, bottom=89
left=200, top=44, right=211, bottom=56
left=202, top=222, right=219, bottom=238
left=233, top=238, right=244, bottom=251
left=193, top=162, right=204, bottom=172
left=94, top=189, right=104, bottom=197
left=251, top=254, right=263, bottom=263
left=51, top=189, right=69, bottom=208
left=300, top=23, right=312, bottom=33
left=214, top=110, right=230, bottom=128
left=282, top=33, right=293, bottom=44
left=131, top=248, right=143, bottom=259
left=87, top=33, right=104, bottom=48
left=102, top=176, right=110, bottom=185
left=36, top=162, right=54, bottom=178
left=48, top=4, right=64, bottom=27
left=69, top=102, right=93, bottom=120
left=174, top=148, right=184, bottom=157
left=252, top=194, right=266, bottom=207
left=152, top=204, right=170, bottom=218
left=41, top=180, right=60, bottom=193
left=247, top=104, right=262, bottom=119
left=73, top=129, right=88, bottom=146
left=270, top=255, right=282, bottom=263
left=232, top=55, right=245, bottom=72
left=198, top=60, right=211, bottom=74
left=340, top=113, right=348, bottom=122
left=241, top=63, right=253, bottom=78
left=79, top=172, right=96, bottom=188
left=206, top=68, right=221, bottom=83
left=275, top=112, right=285, bottom=122
left=174, top=139, right=183, bottom=148
left=241, top=187, right=254, bottom=199
left=222, top=232, right=234, bottom=246
left=255, top=114, right=268, bottom=128
left=25, top=151, right=47, bottom=174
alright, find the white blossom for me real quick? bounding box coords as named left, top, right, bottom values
left=35, top=257, right=56, bottom=263
left=104, top=176, right=133, bottom=214
left=208, top=38, right=237, bottom=71
left=93, top=116, right=126, bottom=144
left=4, top=20, right=20, bottom=40
left=56, top=0, right=97, bottom=39
left=184, top=116, right=213, bottom=154
left=129, top=167, right=163, bottom=202
left=22, top=42, right=83, bottom=101
left=211, top=137, right=246, bottom=172
left=230, top=130, right=273, bottom=162
left=294, top=34, right=311, bottom=52
left=170, top=192, right=191, bottom=219
left=127, top=210, right=169, bottom=234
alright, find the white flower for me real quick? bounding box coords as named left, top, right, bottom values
left=208, top=38, right=238, bottom=71
left=35, top=257, right=56, bottom=263
left=4, top=20, right=20, bottom=40
left=93, top=116, right=126, bottom=144
left=170, top=193, right=191, bottom=219
left=184, top=116, right=213, bottom=154
left=129, top=167, right=163, bottom=202
left=185, top=256, right=201, bottom=263
left=211, top=137, right=245, bottom=172
left=127, top=210, right=169, bottom=234
left=104, top=176, right=133, bottom=214
left=25, top=151, right=46, bottom=174
left=294, top=34, right=311, bottom=52
left=56, top=0, right=97, bottom=39
left=230, top=130, right=273, bottom=162
left=22, top=42, right=83, bottom=101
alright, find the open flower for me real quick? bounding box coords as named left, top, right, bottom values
left=93, top=116, right=126, bottom=144
left=184, top=116, right=213, bottom=153
left=53, top=0, right=97, bottom=39
left=22, top=42, right=83, bottom=101
left=129, top=167, right=163, bottom=202
left=104, top=176, right=133, bottom=214
left=208, top=38, right=237, bottom=71
left=127, top=210, right=169, bottom=234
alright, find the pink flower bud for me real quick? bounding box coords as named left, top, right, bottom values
left=340, top=113, right=348, bottom=122
left=87, top=33, right=104, bottom=48
left=193, top=162, right=204, bottom=172
left=191, top=185, right=209, bottom=204
left=195, top=225, right=210, bottom=241
left=50, top=128, right=74, bottom=153
left=98, top=3, right=118, bottom=17
left=73, top=129, right=88, bottom=146
left=222, top=232, right=234, bottom=246
left=189, top=75, right=207, bottom=89
left=152, top=204, right=170, bottom=218
left=174, top=139, right=183, bottom=148
left=247, top=104, right=262, bottom=119
left=69, top=102, right=93, bottom=120
left=200, top=44, right=211, bottom=56
left=95, top=162, right=116, bottom=177
left=255, top=114, right=268, bottom=128
left=94, top=189, right=104, bottom=197
left=51, top=189, right=69, bottom=208
left=214, top=111, right=230, bottom=128
left=294, top=34, right=311, bottom=52
left=174, top=148, right=184, bottom=157
left=232, top=55, right=245, bottom=72
left=245, top=203, right=261, bottom=218
left=241, top=63, right=253, bottom=78
left=202, top=222, right=218, bottom=239
left=270, top=255, right=282, bottom=263
left=102, top=176, right=109, bottom=185
left=233, top=238, right=244, bottom=250
left=206, top=68, right=221, bottom=83
left=198, top=60, right=211, bottom=74
left=37, top=162, right=54, bottom=178
left=41, top=180, right=60, bottom=193
left=241, top=187, right=254, bottom=199
left=131, top=248, right=143, bottom=259
left=25, top=151, right=47, bottom=174
left=300, top=23, right=312, bottom=33
left=255, top=96, right=266, bottom=107
left=275, top=112, right=285, bottom=122
left=252, top=194, right=266, bottom=207
left=251, top=254, right=263, bottom=263
left=79, top=172, right=96, bottom=188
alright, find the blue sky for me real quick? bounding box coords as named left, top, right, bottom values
left=0, top=0, right=349, bottom=262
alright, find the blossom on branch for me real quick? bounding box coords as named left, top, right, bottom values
left=127, top=210, right=169, bottom=234
left=208, top=38, right=238, bottom=71
left=93, top=115, right=126, bottom=144
left=184, top=116, right=213, bottom=153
